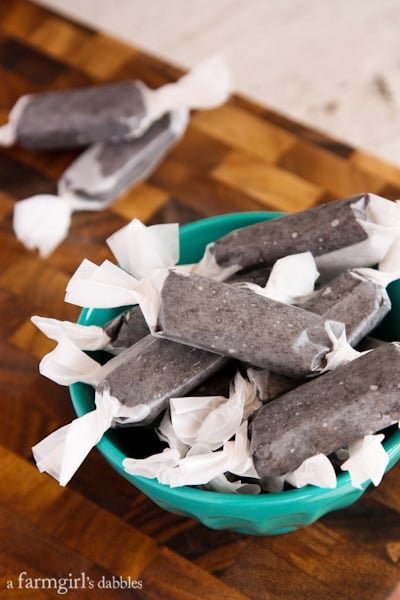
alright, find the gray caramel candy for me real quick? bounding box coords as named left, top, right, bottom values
left=60, top=110, right=187, bottom=208
left=103, top=306, right=149, bottom=351
left=247, top=368, right=302, bottom=402
left=12, top=110, right=188, bottom=258
left=299, top=270, right=391, bottom=347
left=102, top=264, right=270, bottom=353
left=10, top=81, right=148, bottom=150
left=211, top=195, right=369, bottom=270
left=225, top=264, right=271, bottom=287
left=99, top=334, right=228, bottom=426
left=250, top=342, right=400, bottom=477
left=156, top=270, right=344, bottom=378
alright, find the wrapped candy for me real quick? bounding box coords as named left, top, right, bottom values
left=197, top=194, right=400, bottom=280
left=299, top=237, right=400, bottom=346
left=153, top=270, right=358, bottom=378
left=247, top=242, right=400, bottom=348
left=0, top=56, right=231, bottom=149
left=242, top=242, right=400, bottom=400
left=13, top=110, right=188, bottom=257
left=64, top=260, right=360, bottom=378
left=299, top=270, right=390, bottom=346
left=250, top=342, right=400, bottom=478
left=38, top=334, right=228, bottom=427
left=31, top=304, right=149, bottom=354
left=32, top=342, right=233, bottom=486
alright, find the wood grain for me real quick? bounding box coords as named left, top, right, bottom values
left=1, top=1, right=400, bottom=598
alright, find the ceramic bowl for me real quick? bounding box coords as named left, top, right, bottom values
left=70, top=212, right=400, bottom=536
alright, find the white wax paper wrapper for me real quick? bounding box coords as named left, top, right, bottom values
left=284, top=454, right=337, bottom=489
left=65, top=259, right=141, bottom=308
left=65, top=257, right=169, bottom=331
left=106, top=219, right=179, bottom=278
left=355, top=236, right=400, bottom=288
left=158, top=411, right=189, bottom=458
left=192, top=243, right=239, bottom=281
left=13, top=195, right=73, bottom=258
left=37, top=334, right=158, bottom=393
left=242, top=251, right=319, bottom=304
left=135, top=373, right=260, bottom=489
left=145, top=55, right=232, bottom=122
left=32, top=386, right=150, bottom=486
left=340, top=433, right=389, bottom=488
left=316, top=195, right=400, bottom=278
left=31, top=315, right=110, bottom=351
left=124, top=420, right=257, bottom=487
left=323, top=322, right=363, bottom=372
left=205, top=474, right=261, bottom=495
left=169, top=372, right=260, bottom=451
left=39, top=337, right=103, bottom=386
left=0, top=95, right=30, bottom=146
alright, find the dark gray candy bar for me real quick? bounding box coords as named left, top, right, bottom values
left=247, top=367, right=302, bottom=402
left=60, top=111, right=186, bottom=208
left=99, top=334, right=228, bottom=426
left=211, top=195, right=369, bottom=270
left=190, top=361, right=238, bottom=398
left=102, top=265, right=270, bottom=353
left=103, top=305, right=149, bottom=351
left=16, top=81, right=147, bottom=150
left=157, top=270, right=343, bottom=377
left=250, top=342, right=400, bottom=477
left=356, top=336, right=385, bottom=352
left=299, top=270, right=391, bottom=346
left=225, top=264, right=271, bottom=287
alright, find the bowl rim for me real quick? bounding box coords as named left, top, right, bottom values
left=70, top=210, right=400, bottom=504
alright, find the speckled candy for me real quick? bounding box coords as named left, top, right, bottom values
left=103, top=306, right=149, bottom=352
left=59, top=111, right=187, bottom=208
left=9, top=81, right=148, bottom=150
left=299, top=270, right=391, bottom=346
left=98, top=334, right=228, bottom=426
left=156, top=270, right=344, bottom=378
left=211, top=195, right=368, bottom=270
left=250, top=342, right=400, bottom=477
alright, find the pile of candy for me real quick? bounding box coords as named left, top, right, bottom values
left=31, top=193, right=400, bottom=494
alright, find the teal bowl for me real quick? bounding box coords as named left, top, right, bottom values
left=70, top=211, right=400, bottom=536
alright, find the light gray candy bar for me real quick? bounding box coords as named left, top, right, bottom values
left=247, top=368, right=302, bottom=402
left=250, top=342, right=400, bottom=477
left=59, top=110, right=187, bottom=209
left=103, top=306, right=150, bottom=352
left=156, top=270, right=344, bottom=378
left=13, top=81, right=148, bottom=150
left=98, top=334, right=229, bottom=426
left=211, top=195, right=369, bottom=270
left=299, top=270, right=391, bottom=346
left=102, top=264, right=270, bottom=352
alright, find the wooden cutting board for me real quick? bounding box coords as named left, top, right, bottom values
left=1, top=1, right=400, bottom=598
